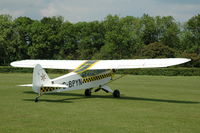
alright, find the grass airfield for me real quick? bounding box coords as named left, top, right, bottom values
left=0, top=73, right=200, bottom=133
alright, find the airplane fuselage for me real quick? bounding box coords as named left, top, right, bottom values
left=39, top=69, right=114, bottom=93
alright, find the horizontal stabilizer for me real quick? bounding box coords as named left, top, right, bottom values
left=19, top=84, right=33, bottom=87
left=19, top=84, right=68, bottom=88
left=42, top=84, right=68, bottom=88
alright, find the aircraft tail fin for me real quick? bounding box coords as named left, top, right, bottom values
left=32, top=64, right=51, bottom=93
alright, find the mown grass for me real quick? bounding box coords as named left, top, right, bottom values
left=0, top=73, right=200, bottom=133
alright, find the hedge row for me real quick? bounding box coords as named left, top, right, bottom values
left=0, top=66, right=67, bottom=74
left=118, top=68, right=200, bottom=76
left=0, top=66, right=200, bottom=76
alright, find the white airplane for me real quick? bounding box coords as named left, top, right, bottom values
left=11, top=58, right=190, bottom=102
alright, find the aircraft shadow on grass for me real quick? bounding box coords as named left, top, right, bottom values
left=23, top=91, right=199, bottom=104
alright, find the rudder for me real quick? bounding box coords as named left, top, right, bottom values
left=32, top=64, right=51, bottom=93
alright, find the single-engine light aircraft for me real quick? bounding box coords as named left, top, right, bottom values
left=11, top=58, right=190, bottom=102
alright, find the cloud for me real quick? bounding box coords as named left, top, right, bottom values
left=40, top=3, right=58, bottom=17
left=37, top=0, right=151, bottom=22
left=0, top=0, right=199, bottom=22
left=146, top=1, right=200, bottom=21
left=154, top=0, right=200, bottom=5
left=0, top=9, right=24, bottom=18
left=39, top=0, right=104, bottom=22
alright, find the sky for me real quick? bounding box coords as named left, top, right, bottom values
left=0, top=0, right=199, bottom=22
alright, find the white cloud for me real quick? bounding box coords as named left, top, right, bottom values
left=146, top=3, right=200, bottom=22
left=0, top=9, right=24, bottom=18
left=0, top=0, right=199, bottom=22
left=39, top=1, right=98, bottom=22
left=40, top=3, right=58, bottom=17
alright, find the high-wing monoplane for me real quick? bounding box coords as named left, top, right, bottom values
left=11, top=58, right=190, bottom=102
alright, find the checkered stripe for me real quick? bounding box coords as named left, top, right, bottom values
left=82, top=73, right=112, bottom=83
left=40, top=87, right=60, bottom=93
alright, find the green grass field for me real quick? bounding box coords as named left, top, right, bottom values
left=0, top=73, right=200, bottom=133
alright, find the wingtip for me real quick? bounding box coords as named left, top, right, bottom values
left=10, top=60, right=22, bottom=67
left=10, top=61, right=17, bottom=67
left=184, top=58, right=191, bottom=63
left=10, top=60, right=34, bottom=68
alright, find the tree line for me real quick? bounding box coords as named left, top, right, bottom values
left=0, top=14, right=200, bottom=67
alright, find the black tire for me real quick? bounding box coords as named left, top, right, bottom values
left=85, top=89, right=91, bottom=96
left=35, top=97, right=39, bottom=102
left=113, top=89, right=120, bottom=98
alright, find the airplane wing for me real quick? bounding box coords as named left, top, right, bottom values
left=11, top=60, right=85, bottom=70
left=11, top=58, right=190, bottom=70
left=91, top=58, right=191, bottom=69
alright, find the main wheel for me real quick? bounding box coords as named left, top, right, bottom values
left=85, top=89, right=91, bottom=96
left=113, top=89, right=120, bottom=98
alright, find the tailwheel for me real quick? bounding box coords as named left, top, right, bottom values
left=35, top=97, right=39, bottom=102
left=113, top=89, right=120, bottom=98
left=34, top=95, right=41, bottom=102
left=85, top=89, right=91, bottom=96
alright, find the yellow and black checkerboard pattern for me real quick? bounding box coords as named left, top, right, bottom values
left=40, top=87, right=60, bottom=93
left=82, top=73, right=112, bottom=83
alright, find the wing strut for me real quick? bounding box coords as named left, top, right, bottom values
left=105, top=74, right=127, bottom=85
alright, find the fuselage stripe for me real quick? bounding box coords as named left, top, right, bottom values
left=40, top=87, right=61, bottom=93
left=82, top=72, right=113, bottom=83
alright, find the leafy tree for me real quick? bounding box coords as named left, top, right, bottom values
left=155, top=16, right=180, bottom=49
left=75, top=21, right=105, bottom=59
left=28, top=16, right=64, bottom=59
left=0, top=14, right=199, bottom=67
left=140, top=14, right=158, bottom=45
left=0, top=14, right=13, bottom=65
left=141, top=42, right=176, bottom=58
left=95, top=15, right=143, bottom=59
left=181, top=14, right=200, bottom=54
left=11, top=17, right=33, bottom=60
left=56, top=21, right=77, bottom=59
